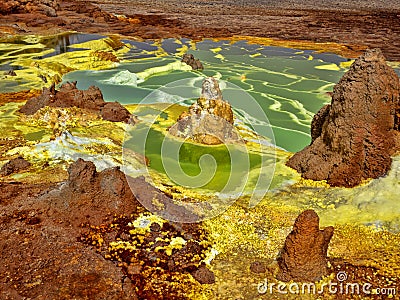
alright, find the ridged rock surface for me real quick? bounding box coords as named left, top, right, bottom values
left=19, top=81, right=132, bottom=123
left=0, top=0, right=59, bottom=17
left=0, top=157, right=31, bottom=176
left=287, top=49, right=400, bottom=187
left=277, top=210, right=334, bottom=282
left=181, top=53, right=204, bottom=70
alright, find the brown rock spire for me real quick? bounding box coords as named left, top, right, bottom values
left=287, top=48, right=400, bottom=187
left=168, top=77, right=241, bottom=145
left=277, top=210, right=334, bottom=282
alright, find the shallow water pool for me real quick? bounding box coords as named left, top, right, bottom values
left=60, top=37, right=354, bottom=151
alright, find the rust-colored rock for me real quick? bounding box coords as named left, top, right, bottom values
left=127, top=176, right=200, bottom=223
left=0, top=90, right=41, bottom=107
left=67, top=158, right=97, bottom=193
left=169, top=77, right=241, bottom=145
left=182, top=53, right=203, bottom=70
left=0, top=0, right=59, bottom=17
left=0, top=159, right=143, bottom=299
left=100, top=102, right=131, bottom=123
left=190, top=264, right=215, bottom=284
left=250, top=261, right=267, bottom=274
left=0, top=156, right=214, bottom=298
left=19, top=82, right=102, bottom=114
left=4, top=69, right=16, bottom=76
left=19, top=81, right=133, bottom=123
left=277, top=209, right=334, bottom=282
left=61, top=158, right=140, bottom=226
left=65, top=159, right=200, bottom=225
left=287, top=49, right=400, bottom=187
left=310, top=104, right=330, bottom=143
left=0, top=156, right=31, bottom=176
left=92, top=50, right=120, bottom=62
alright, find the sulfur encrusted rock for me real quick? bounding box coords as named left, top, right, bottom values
left=169, top=77, right=241, bottom=145
left=19, top=81, right=133, bottom=123
left=181, top=53, right=204, bottom=70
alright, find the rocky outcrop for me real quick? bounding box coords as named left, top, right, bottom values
left=0, top=157, right=31, bottom=176
left=0, top=159, right=141, bottom=299
left=65, top=159, right=200, bottom=224
left=287, top=49, right=400, bottom=187
left=250, top=261, right=267, bottom=274
left=190, top=264, right=215, bottom=284
left=0, top=0, right=59, bottom=17
left=169, top=77, right=242, bottom=145
left=0, top=158, right=214, bottom=298
left=100, top=102, right=131, bottom=123
left=277, top=210, right=334, bottom=282
left=92, top=50, right=120, bottom=62
left=20, top=82, right=104, bottom=114
left=182, top=53, right=204, bottom=70
left=19, top=81, right=133, bottom=123
left=62, top=158, right=140, bottom=225
left=67, top=158, right=97, bottom=193
left=4, top=69, right=16, bottom=76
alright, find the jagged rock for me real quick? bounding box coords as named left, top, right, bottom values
left=310, top=104, right=330, bottom=143
left=168, top=77, right=241, bottom=145
left=51, top=81, right=105, bottom=110
left=67, top=159, right=133, bottom=198
left=277, top=210, right=334, bottom=282
left=287, top=49, right=400, bottom=187
left=182, top=53, right=204, bottom=70
left=19, top=82, right=101, bottom=114
left=98, top=167, right=133, bottom=198
left=0, top=157, right=31, bottom=176
left=67, top=158, right=97, bottom=193
left=100, top=102, right=131, bottom=123
left=56, top=159, right=141, bottom=226
left=92, top=50, right=120, bottom=62
left=35, top=2, right=57, bottom=17
left=19, top=81, right=133, bottom=123
left=4, top=69, right=16, bottom=76
left=0, top=0, right=59, bottom=17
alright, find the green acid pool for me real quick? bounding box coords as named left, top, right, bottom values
left=60, top=37, right=354, bottom=152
